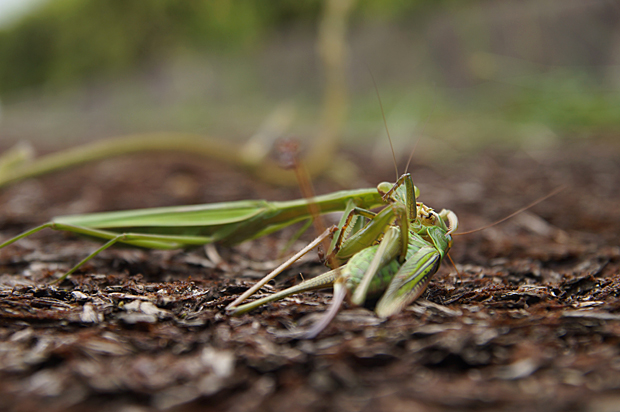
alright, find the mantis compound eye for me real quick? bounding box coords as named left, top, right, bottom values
left=376, top=181, right=393, bottom=196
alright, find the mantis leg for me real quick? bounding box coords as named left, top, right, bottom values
left=329, top=205, right=377, bottom=257
left=56, top=235, right=126, bottom=282
left=3, top=223, right=217, bottom=282
left=0, top=223, right=54, bottom=249
left=279, top=218, right=313, bottom=256
left=378, top=173, right=418, bottom=221
left=331, top=205, right=400, bottom=263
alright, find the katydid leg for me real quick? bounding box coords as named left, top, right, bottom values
left=226, top=226, right=337, bottom=311
left=300, top=279, right=347, bottom=339
left=228, top=268, right=341, bottom=316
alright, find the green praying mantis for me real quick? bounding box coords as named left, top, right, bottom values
left=0, top=154, right=457, bottom=337
left=0, top=71, right=478, bottom=338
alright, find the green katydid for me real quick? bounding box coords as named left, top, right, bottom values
left=225, top=172, right=457, bottom=338
left=223, top=167, right=560, bottom=339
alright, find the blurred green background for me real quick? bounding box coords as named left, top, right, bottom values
left=0, top=0, right=618, bottom=163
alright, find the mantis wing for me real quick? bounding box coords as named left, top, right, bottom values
left=51, top=188, right=385, bottom=245
left=53, top=200, right=269, bottom=228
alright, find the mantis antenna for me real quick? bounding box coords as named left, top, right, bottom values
left=369, top=69, right=438, bottom=183
left=404, top=83, right=437, bottom=174
left=368, top=68, right=400, bottom=181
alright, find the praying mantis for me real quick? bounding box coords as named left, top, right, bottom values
left=0, top=159, right=457, bottom=337
left=0, top=76, right=459, bottom=338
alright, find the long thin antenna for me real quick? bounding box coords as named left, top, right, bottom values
left=454, top=185, right=566, bottom=236
left=277, top=139, right=333, bottom=265
left=404, top=84, right=438, bottom=173
left=368, top=68, right=399, bottom=181
left=446, top=252, right=461, bottom=283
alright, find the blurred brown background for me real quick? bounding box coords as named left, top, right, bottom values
left=0, top=0, right=618, bottom=161
left=2, top=3, right=620, bottom=412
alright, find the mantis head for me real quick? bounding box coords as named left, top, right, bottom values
left=376, top=181, right=420, bottom=206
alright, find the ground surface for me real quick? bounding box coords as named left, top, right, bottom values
left=1, top=142, right=619, bottom=412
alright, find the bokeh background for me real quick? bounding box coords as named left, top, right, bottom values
left=0, top=0, right=619, bottom=167
left=1, top=4, right=620, bottom=411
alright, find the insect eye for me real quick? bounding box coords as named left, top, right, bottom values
left=376, top=182, right=393, bottom=195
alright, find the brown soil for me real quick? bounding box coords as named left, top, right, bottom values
left=1, top=142, right=619, bottom=412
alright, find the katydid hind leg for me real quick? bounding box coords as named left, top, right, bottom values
left=300, top=280, right=347, bottom=339
left=226, top=226, right=337, bottom=311
left=228, top=268, right=341, bottom=316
